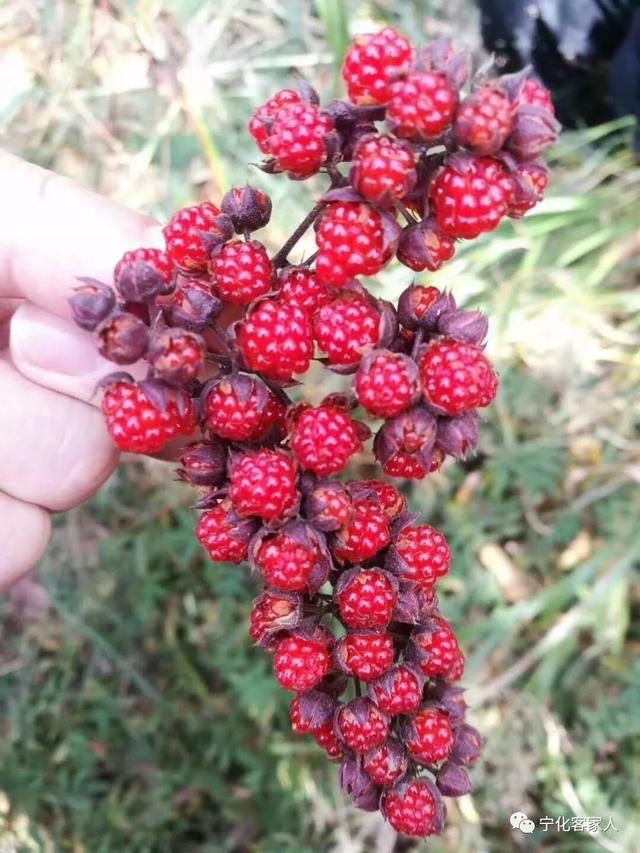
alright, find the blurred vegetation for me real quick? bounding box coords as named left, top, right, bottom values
left=1, top=1, right=639, bottom=851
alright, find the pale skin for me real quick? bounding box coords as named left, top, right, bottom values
left=0, top=150, right=167, bottom=591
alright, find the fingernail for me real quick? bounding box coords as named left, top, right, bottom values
left=11, top=304, right=107, bottom=378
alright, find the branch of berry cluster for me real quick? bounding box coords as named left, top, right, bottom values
left=69, top=27, right=558, bottom=839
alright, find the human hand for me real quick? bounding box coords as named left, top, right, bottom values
left=0, top=150, right=165, bottom=591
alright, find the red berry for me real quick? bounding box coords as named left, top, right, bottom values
left=313, top=292, right=382, bottom=367
left=392, top=524, right=451, bottom=589
left=412, top=617, right=465, bottom=681
left=148, top=329, right=205, bottom=384
left=508, top=160, right=549, bottom=218
left=335, top=631, right=394, bottom=681
left=101, top=381, right=195, bottom=454
left=248, top=89, right=303, bottom=153
left=268, top=101, right=335, bottom=179
left=315, top=203, right=391, bottom=286
left=290, top=405, right=363, bottom=477
left=304, top=481, right=353, bottom=531
left=388, top=72, right=458, bottom=140
left=204, top=376, right=271, bottom=441
left=336, top=698, right=389, bottom=752
left=253, top=531, right=320, bottom=592
left=273, top=629, right=332, bottom=692
left=518, top=78, right=555, bottom=115
left=429, top=156, right=515, bottom=239
left=210, top=240, right=273, bottom=304
left=369, top=665, right=423, bottom=716
left=252, top=394, right=287, bottom=441
left=229, top=449, right=298, bottom=520
left=382, top=450, right=429, bottom=480
left=279, top=266, right=334, bottom=317
left=290, top=695, right=314, bottom=735
left=351, top=135, right=417, bottom=204
left=314, top=721, right=344, bottom=759
left=342, top=28, right=415, bottom=106
left=237, top=299, right=313, bottom=380
left=355, top=350, right=420, bottom=418
left=420, top=337, right=499, bottom=415
left=250, top=590, right=301, bottom=645
left=333, top=497, right=391, bottom=564
left=455, top=86, right=515, bottom=155
left=163, top=202, right=223, bottom=271
left=381, top=779, right=441, bottom=837
left=398, top=283, right=441, bottom=328
left=405, top=708, right=454, bottom=764
left=336, top=569, right=397, bottom=629
left=196, top=501, right=257, bottom=565
left=351, top=480, right=406, bottom=520
left=363, top=740, right=408, bottom=785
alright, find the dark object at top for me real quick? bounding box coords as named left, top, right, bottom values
left=476, top=0, right=640, bottom=150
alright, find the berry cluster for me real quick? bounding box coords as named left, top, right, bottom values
left=70, top=28, right=557, bottom=839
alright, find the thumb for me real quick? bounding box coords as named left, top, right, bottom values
left=10, top=303, right=145, bottom=404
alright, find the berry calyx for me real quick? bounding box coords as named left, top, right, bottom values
left=114, top=248, right=174, bottom=302
left=420, top=338, right=499, bottom=415
left=290, top=404, right=363, bottom=477
left=249, top=590, right=302, bottom=645
left=342, top=28, right=415, bottom=106
left=508, top=160, right=549, bottom=218
left=396, top=220, right=456, bottom=272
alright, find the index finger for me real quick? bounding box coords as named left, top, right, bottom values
left=0, top=150, right=164, bottom=316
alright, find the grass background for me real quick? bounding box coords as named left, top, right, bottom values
left=1, top=1, right=639, bottom=851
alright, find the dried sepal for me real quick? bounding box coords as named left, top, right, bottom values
left=97, top=311, right=149, bottom=364
left=177, top=440, right=227, bottom=488
left=435, top=760, right=472, bottom=797
left=70, top=278, right=116, bottom=331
